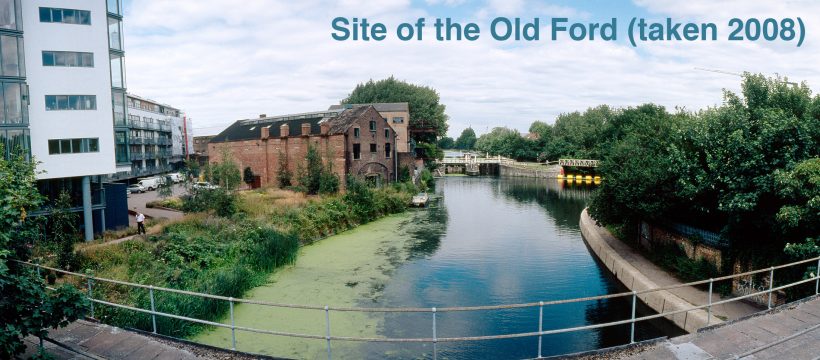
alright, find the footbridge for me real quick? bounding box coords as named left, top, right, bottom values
left=19, top=255, right=820, bottom=360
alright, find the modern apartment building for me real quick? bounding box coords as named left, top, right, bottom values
left=0, top=0, right=129, bottom=240
left=107, top=93, right=191, bottom=180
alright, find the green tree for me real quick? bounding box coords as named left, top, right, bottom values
left=277, top=151, right=292, bottom=188
left=49, top=192, right=79, bottom=270
left=437, top=136, right=455, bottom=150
left=157, top=176, right=173, bottom=199
left=775, top=158, right=820, bottom=243
left=454, top=127, right=477, bottom=150
left=0, top=147, right=89, bottom=358
left=474, top=127, right=537, bottom=161
left=341, top=76, right=449, bottom=143
left=210, top=148, right=241, bottom=191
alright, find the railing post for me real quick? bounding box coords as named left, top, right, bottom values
left=768, top=267, right=774, bottom=309
left=149, top=285, right=157, bottom=334
left=816, top=258, right=819, bottom=295
left=87, top=277, right=94, bottom=319
left=538, top=301, right=543, bottom=359
left=707, top=279, right=713, bottom=326
left=325, top=305, right=332, bottom=360
left=432, top=307, right=437, bottom=360
left=630, top=291, right=637, bottom=344
left=36, top=261, right=41, bottom=279
left=229, top=297, right=236, bottom=351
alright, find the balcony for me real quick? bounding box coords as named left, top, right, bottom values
left=130, top=137, right=145, bottom=145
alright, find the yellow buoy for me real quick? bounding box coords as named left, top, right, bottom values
left=556, top=174, right=564, bottom=179
left=585, top=175, right=593, bottom=181
left=593, top=176, right=601, bottom=182
left=575, top=175, right=583, bottom=181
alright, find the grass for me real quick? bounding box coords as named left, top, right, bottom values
left=71, top=183, right=415, bottom=338
left=146, top=197, right=184, bottom=210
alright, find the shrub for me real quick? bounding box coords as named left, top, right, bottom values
left=181, top=188, right=238, bottom=217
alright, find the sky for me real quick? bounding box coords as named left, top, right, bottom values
left=120, top=0, right=820, bottom=137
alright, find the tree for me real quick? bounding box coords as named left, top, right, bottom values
left=437, top=136, right=455, bottom=150
left=157, top=176, right=173, bottom=199
left=49, top=192, right=79, bottom=270
left=454, top=127, right=477, bottom=150
left=0, top=146, right=89, bottom=358
left=342, top=77, right=449, bottom=142
left=474, top=127, right=537, bottom=161
left=297, top=144, right=339, bottom=195
left=210, top=148, right=241, bottom=191
left=243, top=167, right=255, bottom=185
left=277, top=151, right=292, bottom=188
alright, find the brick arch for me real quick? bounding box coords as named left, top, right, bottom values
left=357, top=162, right=389, bottom=178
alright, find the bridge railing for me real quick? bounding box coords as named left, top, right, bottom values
left=17, top=255, right=820, bottom=359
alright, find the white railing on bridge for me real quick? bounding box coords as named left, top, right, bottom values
left=438, top=155, right=515, bottom=165
left=19, top=255, right=820, bottom=360
left=558, top=159, right=600, bottom=168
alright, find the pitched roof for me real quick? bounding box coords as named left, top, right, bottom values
left=328, top=102, right=409, bottom=112
left=209, top=106, right=379, bottom=143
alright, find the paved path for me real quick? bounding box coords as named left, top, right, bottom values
left=21, top=320, right=204, bottom=359
left=127, top=184, right=187, bottom=226
left=581, top=210, right=759, bottom=325
left=612, top=296, right=820, bottom=359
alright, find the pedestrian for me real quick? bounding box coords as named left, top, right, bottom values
left=135, top=209, right=146, bottom=235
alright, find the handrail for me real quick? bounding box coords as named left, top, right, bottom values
left=16, top=255, right=820, bottom=359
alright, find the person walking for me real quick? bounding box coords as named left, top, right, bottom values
left=135, top=209, right=146, bottom=235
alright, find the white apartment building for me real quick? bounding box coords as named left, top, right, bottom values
left=0, top=0, right=128, bottom=240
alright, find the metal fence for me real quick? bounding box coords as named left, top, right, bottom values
left=19, top=255, right=820, bottom=360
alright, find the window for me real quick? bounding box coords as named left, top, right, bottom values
left=47, top=138, right=99, bottom=154
left=107, top=0, right=122, bottom=16
left=353, top=144, right=361, bottom=160
left=354, top=127, right=360, bottom=138
left=110, top=56, right=124, bottom=87
left=393, top=117, right=404, bottom=123
left=108, top=17, right=122, bottom=50
left=385, top=143, right=391, bottom=158
left=112, top=90, right=126, bottom=126
left=370, top=143, right=377, bottom=153
left=0, top=0, right=21, bottom=31
left=0, top=35, right=21, bottom=77
left=0, top=82, right=26, bottom=125
left=42, top=51, right=94, bottom=68
left=384, top=129, right=390, bottom=139
left=369, top=120, right=376, bottom=132
left=39, top=7, right=91, bottom=25
left=45, top=95, right=96, bottom=110
left=0, top=128, right=29, bottom=160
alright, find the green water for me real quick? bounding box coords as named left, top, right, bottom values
left=193, top=211, right=439, bottom=358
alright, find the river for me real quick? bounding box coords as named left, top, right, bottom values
left=194, top=176, right=681, bottom=359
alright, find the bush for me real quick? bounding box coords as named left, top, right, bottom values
left=181, top=188, right=238, bottom=217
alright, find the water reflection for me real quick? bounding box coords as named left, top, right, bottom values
left=362, top=176, right=678, bottom=359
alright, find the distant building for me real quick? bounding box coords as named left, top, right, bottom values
left=329, top=103, right=410, bottom=153
left=208, top=106, right=397, bottom=189
left=192, top=135, right=214, bottom=165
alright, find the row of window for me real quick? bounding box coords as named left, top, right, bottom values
left=45, top=95, right=96, bottom=111
left=42, top=51, right=94, bottom=68
left=352, top=143, right=392, bottom=160
left=353, top=127, right=392, bottom=139
left=40, top=7, right=91, bottom=25
left=48, top=138, right=99, bottom=155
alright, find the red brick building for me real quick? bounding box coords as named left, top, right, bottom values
left=208, top=106, right=397, bottom=189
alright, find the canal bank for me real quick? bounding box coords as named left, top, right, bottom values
left=579, top=209, right=759, bottom=333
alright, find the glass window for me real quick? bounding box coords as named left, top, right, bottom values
left=369, top=120, right=376, bottom=131
left=393, top=117, right=404, bottom=123
left=384, top=129, right=390, bottom=138
left=42, top=52, right=55, bottom=66
left=370, top=143, right=377, bottom=153
left=108, top=18, right=122, bottom=50
left=110, top=56, right=124, bottom=88
left=353, top=144, right=361, bottom=160
left=354, top=128, right=360, bottom=138
left=48, top=138, right=99, bottom=154
left=0, top=0, right=17, bottom=30
left=39, top=8, right=90, bottom=25
left=45, top=95, right=96, bottom=110
left=38, top=7, right=50, bottom=22
left=81, top=53, right=94, bottom=67
left=107, top=0, right=121, bottom=16
left=4, top=83, right=21, bottom=124
left=71, top=138, right=82, bottom=153
left=59, top=139, right=70, bottom=153
left=89, top=138, right=99, bottom=152
left=112, top=90, right=126, bottom=126
left=385, top=143, right=391, bottom=158
left=7, top=129, right=28, bottom=158
left=48, top=139, right=59, bottom=154
left=51, top=9, right=62, bottom=22
left=1, top=35, right=19, bottom=76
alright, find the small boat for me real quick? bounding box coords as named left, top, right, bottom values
left=411, top=192, right=429, bottom=207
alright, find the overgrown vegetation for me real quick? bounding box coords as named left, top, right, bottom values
left=1, top=146, right=89, bottom=359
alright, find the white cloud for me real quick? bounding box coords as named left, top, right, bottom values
left=121, top=1, right=820, bottom=138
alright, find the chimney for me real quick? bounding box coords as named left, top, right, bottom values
left=320, top=122, right=330, bottom=135
left=259, top=114, right=267, bottom=118
left=280, top=123, right=289, bottom=138
left=261, top=126, right=269, bottom=139
left=301, top=123, right=311, bottom=136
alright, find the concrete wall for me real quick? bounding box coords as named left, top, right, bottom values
left=499, top=164, right=562, bottom=178
left=580, top=209, right=720, bottom=333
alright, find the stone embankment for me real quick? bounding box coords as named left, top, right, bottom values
left=579, top=209, right=757, bottom=333
left=499, top=163, right=562, bottom=178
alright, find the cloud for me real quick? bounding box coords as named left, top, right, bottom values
left=121, top=1, right=820, bottom=138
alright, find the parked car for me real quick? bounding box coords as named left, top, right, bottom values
left=127, top=184, right=145, bottom=194
left=137, top=176, right=163, bottom=191
left=168, top=173, right=184, bottom=183
left=192, top=181, right=218, bottom=190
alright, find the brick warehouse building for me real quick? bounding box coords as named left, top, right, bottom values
left=208, top=106, right=397, bottom=189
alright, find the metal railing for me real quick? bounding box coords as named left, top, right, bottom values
left=19, top=255, right=820, bottom=360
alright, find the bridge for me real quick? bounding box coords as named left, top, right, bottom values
left=437, top=154, right=514, bottom=165
left=557, top=158, right=599, bottom=167
left=19, top=256, right=820, bottom=360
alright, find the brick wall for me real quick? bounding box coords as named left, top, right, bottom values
left=639, top=222, right=724, bottom=270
